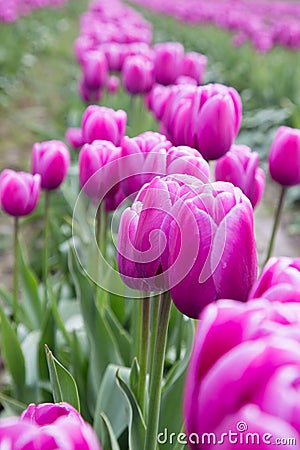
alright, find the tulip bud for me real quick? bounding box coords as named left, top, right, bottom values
left=122, top=54, right=154, bottom=95
left=153, top=42, right=184, bottom=85
left=0, top=169, right=41, bottom=217
left=182, top=51, right=208, bottom=85
left=249, top=256, right=300, bottom=303
left=107, top=75, right=120, bottom=94
left=81, top=105, right=127, bottom=146
left=79, top=139, right=120, bottom=202
left=215, top=144, right=265, bottom=208
left=31, top=140, right=70, bottom=190
left=268, top=126, right=300, bottom=186
left=65, top=127, right=84, bottom=150
left=81, top=50, right=108, bottom=90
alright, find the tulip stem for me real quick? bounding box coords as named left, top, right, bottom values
left=43, top=190, right=50, bottom=305
left=264, top=186, right=286, bottom=265
left=138, top=294, right=150, bottom=416
left=148, top=295, right=160, bottom=374
left=175, top=312, right=183, bottom=361
left=144, top=291, right=172, bottom=450
left=13, top=216, right=19, bottom=323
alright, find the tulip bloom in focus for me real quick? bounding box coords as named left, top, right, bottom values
left=0, top=169, right=41, bottom=217
left=31, top=140, right=70, bottom=190
left=215, top=144, right=265, bottom=208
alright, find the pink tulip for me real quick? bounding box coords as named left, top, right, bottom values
left=122, top=54, right=154, bottom=95
left=119, top=132, right=172, bottom=197
left=107, top=75, right=120, bottom=94
left=0, top=169, right=41, bottom=217
left=161, top=180, right=257, bottom=318
left=153, top=41, right=184, bottom=85
left=117, top=176, right=182, bottom=291
left=81, top=105, right=127, bottom=146
left=81, top=50, right=108, bottom=90
left=166, top=145, right=210, bottom=181
left=65, top=127, right=84, bottom=149
left=182, top=51, right=208, bottom=84
left=79, top=140, right=120, bottom=202
left=78, top=77, right=102, bottom=104
left=249, top=257, right=300, bottom=303
left=215, top=144, right=265, bottom=208
left=184, top=299, right=300, bottom=449
left=0, top=402, right=101, bottom=449
left=268, top=126, right=300, bottom=186
left=31, top=140, right=70, bottom=190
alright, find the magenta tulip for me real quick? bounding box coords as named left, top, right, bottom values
left=182, top=51, right=208, bottom=85
left=166, top=145, right=210, bottom=181
left=78, top=77, right=102, bottom=104
left=184, top=299, right=300, bottom=450
left=119, top=132, right=172, bottom=197
left=65, top=127, right=84, bottom=149
left=268, top=126, right=300, bottom=186
left=215, top=144, right=265, bottom=208
left=81, top=105, right=127, bottom=146
left=79, top=140, right=120, bottom=202
left=117, top=176, right=182, bottom=291
left=249, top=257, right=300, bottom=303
left=81, top=50, right=108, bottom=90
left=161, top=180, right=257, bottom=318
left=153, top=41, right=184, bottom=85
left=122, top=54, right=154, bottom=95
left=0, top=169, right=41, bottom=217
left=31, top=140, right=70, bottom=190
left=107, top=75, right=120, bottom=94
left=0, top=402, right=101, bottom=449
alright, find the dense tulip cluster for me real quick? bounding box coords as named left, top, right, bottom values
left=0, top=402, right=101, bottom=449
left=0, top=0, right=68, bottom=22
left=130, top=0, right=300, bottom=52
left=148, top=82, right=242, bottom=160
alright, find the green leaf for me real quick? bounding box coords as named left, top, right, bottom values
left=129, top=357, right=140, bottom=402
left=100, top=413, right=121, bottom=450
left=45, top=345, right=80, bottom=412
left=68, top=248, right=123, bottom=413
left=0, top=306, right=25, bottom=397
left=94, top=365, right=130, bottom=441
left=0, top=392, right=26, bottom=416
left=0, top=284, right=12, bottom=308
left=38, top=305, right=56, bottom=383
left=105, top=307, right=132, bottom=367
left=116, top=370, right=146, bottom=450
left=19, top=245, right=43, bottom=330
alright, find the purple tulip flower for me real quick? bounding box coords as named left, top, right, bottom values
left=31, top=140, right=70, bottom=190
left=215, top=144, right=265, bottom=208
left=81, top=105, right=127, bottom=146
left=0, top=169, right=41, bottom=217
left=249, top=257, right=300, bottom=303
left=184, top=299, right=300, bottom=449
left=0, top=402, right=101, bottom=449
left=268, top=126, right=300, bottom=186
left=153, top=41, right=184, bottom=85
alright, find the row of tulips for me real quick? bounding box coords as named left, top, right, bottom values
left=74, top=0, right=208, bottom=103
left=129, top=0, right=300, bottom=52
left=0, top=0, right=68, bottom=23
left=0, top=1, right=300, bottom=449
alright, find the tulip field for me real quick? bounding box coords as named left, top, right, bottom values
left=1, top=0, right=300, bottom=448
